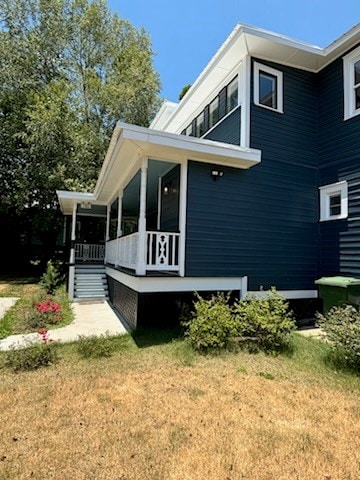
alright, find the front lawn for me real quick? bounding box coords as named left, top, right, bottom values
left=0, top=277, right=73, bottom=339
left=0, top=332, right=359, bottom=479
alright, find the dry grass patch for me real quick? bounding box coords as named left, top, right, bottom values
left=0, top=277, right=40, bottom=298
left=0, top=335, right=359, bottom=480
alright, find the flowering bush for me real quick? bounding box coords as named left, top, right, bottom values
left=35, top=298, right=62, bottom=324
left=25, top=297, right=63, bottom=330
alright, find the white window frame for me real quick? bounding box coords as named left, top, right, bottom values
left=343, top=46, right=360, bottom=120
left=254, top=62, right=283, bottom=114
left=319, top=181, right=348, bottom=222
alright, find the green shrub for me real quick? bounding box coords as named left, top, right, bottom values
left=5, top=343, right=59, bottom=372
left=182, top=293, right=237, bottom=353
left=234, top=288, right=295, bottom=352
left=77, top=335, right=114, bottom=358
left=40, top=260, right=63, bottom=294
left=316, top=305, right=360, bottom=371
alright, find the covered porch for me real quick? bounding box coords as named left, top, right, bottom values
left=57, top=122, right=261, bottom=298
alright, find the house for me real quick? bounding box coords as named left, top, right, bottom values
left=57, top=22, right=360, bottom=328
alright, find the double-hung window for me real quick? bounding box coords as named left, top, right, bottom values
left=254, top=62, right=283, bottom=113
left=343, top=46, right=360, bottom=120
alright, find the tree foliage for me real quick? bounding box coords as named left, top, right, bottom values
left=0, top=0, right=161, bottom=212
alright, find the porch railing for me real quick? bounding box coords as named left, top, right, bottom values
left=75, top=243, right=105, bottom=262
left=105, top=231, right=180, bottom=273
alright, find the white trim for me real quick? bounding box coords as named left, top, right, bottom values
left=253, top=62, right=283, bottom=113
left=105, top=204, right=110, bottom=241
left=247, top=290, right=318, bottom=299
left=136, top=157, right=148, bottom=275
left=240, top=55, right=251, bottom=147
left=106, top=266, right=244, bottom=294
left=178, top=160, right=188, bottom=277
left=319, top=181, right=348, bottom=222
left=105, top=267, right=318, bottom=299
left=343, top=45, right=360, bottom=120
left=156, top=177, right=162, bottom=230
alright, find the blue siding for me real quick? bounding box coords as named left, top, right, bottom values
left=318, top=53, right=360, bottom=277
left=204, top=107, right=241, bottom=145
left=185, top=59, right=319, bottom=290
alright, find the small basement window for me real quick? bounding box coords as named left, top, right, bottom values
left=254, top=62, right=283, bottom=113
left=319, top=181, right=348, bottom=221
left=343, top=46, right=360, bottom=120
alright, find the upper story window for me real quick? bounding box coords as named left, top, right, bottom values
left=185, top=123, right=193, bottom=136
left=181, top=75, right=239, bottom=138
left=209, top=97, right=219, bottom=128
left=254, top=62, right=283, bottom=114
left=227, top=77, right=238, bottom=111
left=319, top=181, right=348, bottom=222
left=196, top=112, right=205, bottom=137
left=343, top=46, right=360, bottom=120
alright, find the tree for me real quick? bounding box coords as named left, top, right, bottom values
left=0, top=0, right=161, bottom=212
left=179, top=84, right=191, bottom=101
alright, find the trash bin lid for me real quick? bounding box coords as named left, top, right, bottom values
left=315, top=276, right=360, bottom=288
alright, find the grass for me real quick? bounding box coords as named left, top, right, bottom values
left=0, top=331, right=359, bottom=479
left=0, top=276, right=40, bottom=298
left=0, top=277, right=73, bottom=339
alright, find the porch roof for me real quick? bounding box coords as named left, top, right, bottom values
left=57, top=122, right=261, bottom=214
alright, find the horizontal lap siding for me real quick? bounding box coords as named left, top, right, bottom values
left=186, top=160, right=317, bottom=290
left=318, top=52, right=360, bottom=277
left=204, top=107, right=241, bottom=145
left=186, top=60, right=318, bottom=290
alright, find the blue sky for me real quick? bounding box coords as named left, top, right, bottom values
left=110, top=0, right=359, bottom=102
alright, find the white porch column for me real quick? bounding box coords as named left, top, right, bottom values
left=105, top=203, right=110, bottom=245
left=115, top=190, right=123, bottom=268
left=178, top=160, right=188, bottom=277
left=68, top=202, right=77, bottom=300
left=117, top=190, right=123, bottom=238
left=136, top=157, right=148, bottom=275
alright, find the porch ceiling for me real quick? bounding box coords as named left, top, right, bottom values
left=57, top=122, right=261, bottom=213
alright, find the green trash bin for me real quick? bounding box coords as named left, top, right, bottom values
left=315, top=276, right=360, bottom=313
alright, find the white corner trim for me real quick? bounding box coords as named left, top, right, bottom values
left=240, top=55, right=251, bottom=148
left=319, top=180, right=348, bottom=222
left=343, top=45, right=360, bottom=121
left=253, top=62, right=284, bottom=114
left=178, top=160, right=188, bottom=277
left=247, top=290, right=318, bottom=299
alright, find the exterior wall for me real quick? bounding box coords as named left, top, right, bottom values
left=185, top=59, right=319, bottom=291
left=318, top=51, right=360, bottom=277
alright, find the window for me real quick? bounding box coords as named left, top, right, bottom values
left=319, top=181, right=348, bottom=221
left=254, top=62, right=283, bottom=113
left=185, top=124, right=193, bottom=136
left=195, top=112, right=205, bottom=137
left=227, top=76, right=238, bottom=112
left=209, top=97, right=219, bottom=128
left=343, top=46, right=360, bottom=120
left=182, top=75, right=239, bottom=137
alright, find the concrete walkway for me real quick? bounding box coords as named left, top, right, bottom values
left=0, top=299, right=128, bottom=351
left=297, top=326, right=326, bottom=339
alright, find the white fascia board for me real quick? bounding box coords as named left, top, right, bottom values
left=158, top=22, right=360, bottom=134
left=119, top=122, right=261, bottom=167
left=149, top=101, right=179, bottom=130
left=247, top=290, right=318, bottom=299
left=106, top=267, right=244, bottom=293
